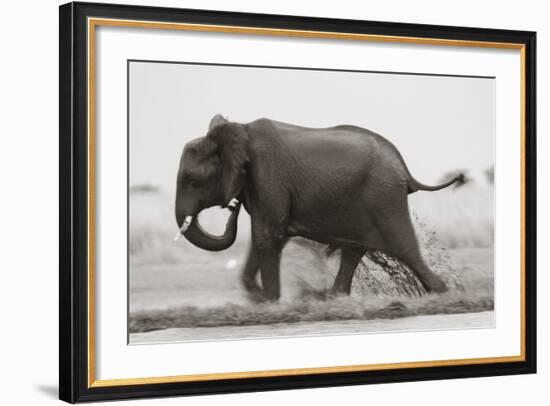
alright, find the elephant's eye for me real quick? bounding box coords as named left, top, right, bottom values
left=184, top=170, right=208, bottom=188
left=186, top=175, right=201, bottom=188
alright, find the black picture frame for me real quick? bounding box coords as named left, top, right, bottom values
left=59, top=1, right=537, bottom=403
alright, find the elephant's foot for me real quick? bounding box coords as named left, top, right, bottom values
left=423, top=274, right=448, bottom=294
left=246, top=289, right=267, bottom=304
left=242, top=282, right=280, bottom=303
left=327, top=286, right=350, bottom=298
left=242, top=276, right=261, bottom=293
left=246, top=290, right=280, bottom=304
left=260, top=288, right=281, bottom=302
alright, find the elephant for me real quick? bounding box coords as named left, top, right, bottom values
left=175, top=114, right=464, bottom=301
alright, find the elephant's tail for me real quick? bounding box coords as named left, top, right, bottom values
left=378, top=134, right=466, bottom=194
left=407, top=173, right=466, bottom=193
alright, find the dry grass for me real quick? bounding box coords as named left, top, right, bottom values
left=129, top=292, right=493, bottom=333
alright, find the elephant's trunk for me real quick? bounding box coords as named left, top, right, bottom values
left=175, top=203, right=241, bottom=252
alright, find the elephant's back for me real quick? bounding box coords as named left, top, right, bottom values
left=248, top=119, right=410, bottom=185
left=256, top=119, right=388, bottom=147
left=256, top=119, right=373, bottom=148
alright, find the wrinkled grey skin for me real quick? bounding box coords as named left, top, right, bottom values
left=175, top=114, right=464, bottom=301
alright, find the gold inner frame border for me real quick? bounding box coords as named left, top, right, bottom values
left=86, top=17, right=527, bottom=388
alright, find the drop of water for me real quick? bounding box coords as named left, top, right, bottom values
left=225, top=259, right=238, bottom=270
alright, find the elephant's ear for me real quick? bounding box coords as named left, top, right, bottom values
left=209, top=122, right=249, bottom=205
left=208, top=114, right=229, bottom=131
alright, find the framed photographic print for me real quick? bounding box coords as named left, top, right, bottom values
left=59, top=1, right=536, bottom=403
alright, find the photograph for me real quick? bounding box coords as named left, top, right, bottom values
left=128, top=60, right=495, bottom=344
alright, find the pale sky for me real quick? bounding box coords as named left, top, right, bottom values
left=129, top=61, right=494, bottom=197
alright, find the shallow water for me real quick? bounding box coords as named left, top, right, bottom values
left=129, top=239, right=494, bottom=343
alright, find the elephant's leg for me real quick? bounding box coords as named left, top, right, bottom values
left=252, top=222, right=286, bottom=302
left=258, top=245, right=283, bottom=301
left=375, top=206, right=447, bottom=293
left=330, top=246, right=366, bottom=295
left=241, top=244, right=262, bottom=296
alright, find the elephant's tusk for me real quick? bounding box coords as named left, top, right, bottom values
left=173, top=215, right=193, bottom=241
left=228, top=198, right=239, bottom=210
